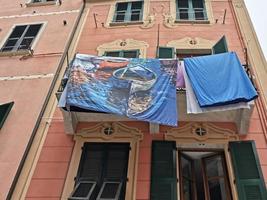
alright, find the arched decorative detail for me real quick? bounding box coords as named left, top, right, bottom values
left=97, top=39, right=149, bottom=58
left=167, top=37, right=215, bottom=50
left=165, top=122, right=238, bottom=143
left=76, top=122, right=143, bottom=141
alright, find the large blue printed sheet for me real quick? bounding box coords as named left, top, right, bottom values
left=64, top=54, right=178, bottom=126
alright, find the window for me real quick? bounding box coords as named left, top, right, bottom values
left=176, top=0, right=207, bottom=21
left=113, top=1, right=143, bottom=23
left=157, top=47, right=175, bottom=58
left=104, top=50, right=139, bottom=58
left=69, top=143, right=130, bottom=200
left=31, top=0, right=55, bottom=2
left=0, top=102, right=14, bottom=129
left=1, top=24, right=42, bottom=52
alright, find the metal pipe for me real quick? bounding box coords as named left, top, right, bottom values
left=156, top=23, right=160, bottom=57
left=6, top=1, right=86, bottom=199
left=222, top=9, right=227, bottom=24
left=93, top=13, right=98, bottom=28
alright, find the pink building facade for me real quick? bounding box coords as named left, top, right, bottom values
left=0, top=0, right=83, bottom=199
left=4, top=0, right=267, bottom=200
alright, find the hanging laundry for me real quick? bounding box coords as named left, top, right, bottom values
left=181, top=63, right=251, bottom=114
left=176, top=61, right=185, bottom=88
left=184, top=52, right=257, bottom=107
left=59, top=54, right=178, bottom=126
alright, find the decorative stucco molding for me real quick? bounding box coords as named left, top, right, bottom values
left=97, top=39, right=149, bottom=58
left=167, top=37, right=215, bottom=50
left=165, top=122, right=238, bottom=143
left=76, top=122, right=143, bottom=141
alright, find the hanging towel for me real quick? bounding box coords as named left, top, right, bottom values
left=176, top=61, right=185, bottom=88
left=181, top=64, right=251, bottom=114
left=184, top=52, right=257, bottom=107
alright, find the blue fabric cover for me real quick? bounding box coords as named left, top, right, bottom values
left=64, top=54, right=178, bottom=126
left=184, top=52, right=257, bottom=107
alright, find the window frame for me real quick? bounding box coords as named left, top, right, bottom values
left=113, top=1, right=144, bottom=23
left=0, top=22, right=45, bottom=56
left=176, top=0, right=208, bottom=21
left=61, top=123, right=143, bottom=200
left=104, top=49, right=140, bottom=58
left=71, top=143, right=130, bottom=200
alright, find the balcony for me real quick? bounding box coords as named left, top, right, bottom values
left=56, top=53, right=254, bottom=134
left=57, top=88, right=254, bottom=135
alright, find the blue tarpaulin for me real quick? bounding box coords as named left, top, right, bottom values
left=184, top=52, right=257, bottom=107
left=63, top=54, right=178, bottom=126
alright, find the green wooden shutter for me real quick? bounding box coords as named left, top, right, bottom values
left=0, top=101, right=14, bottom=129
left=157, top=47, right=175, bottom=58
left=229, top=141, right=267, bottom=200
left=150, top=141, right=177, bottom=200
left=212, top=35, right=228, bottom=54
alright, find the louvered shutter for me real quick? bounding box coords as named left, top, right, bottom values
left=212, top=35, right=228, bottom=54
left=229, top=141, right=267, bottom=200
left=77, top=143, right=105, bottom=185
left=157, top=47, right=175, bottom=58
left=0, top=102, right=14, bottom=129
left=105, top=143, right=129, bottom=180
left=150, top=141, right=177, bottom=200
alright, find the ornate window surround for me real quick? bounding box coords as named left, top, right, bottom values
left=61, top=122, right=143, bottom=200
left=165, top=122, right=240, bottom=200
left=105, top=0, right=155, bottom=28
left=166, top=37, right=216, bottom=57
left=165, top=0, right=214, bottom=27
left=97, top=38, right=149, bottom=58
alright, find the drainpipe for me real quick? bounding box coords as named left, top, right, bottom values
left=6, top=1, right=86, bottom=199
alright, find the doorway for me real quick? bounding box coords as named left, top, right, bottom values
left=179, top=150, right=232, bottom=200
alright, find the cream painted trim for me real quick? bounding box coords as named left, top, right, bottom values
left=0, top=21, right=47, bottom=56
left=10, top=5, right=89, bottom=200
left=61, top=122, right=143, bottom=200
left=166, top=37, right=215, bottom=58
left=167, top=37, right=215, bottom=50
left=97, top=38, right=149, bottom=58
left=165, top=122, right=239, bottom=200
left=104, top=0, right=154, bottom=28
left=165, top=0, right=214, bottom=28
left=0, top=10, right=80, bottom=19
left=232, top=0, right=267, bottom=108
